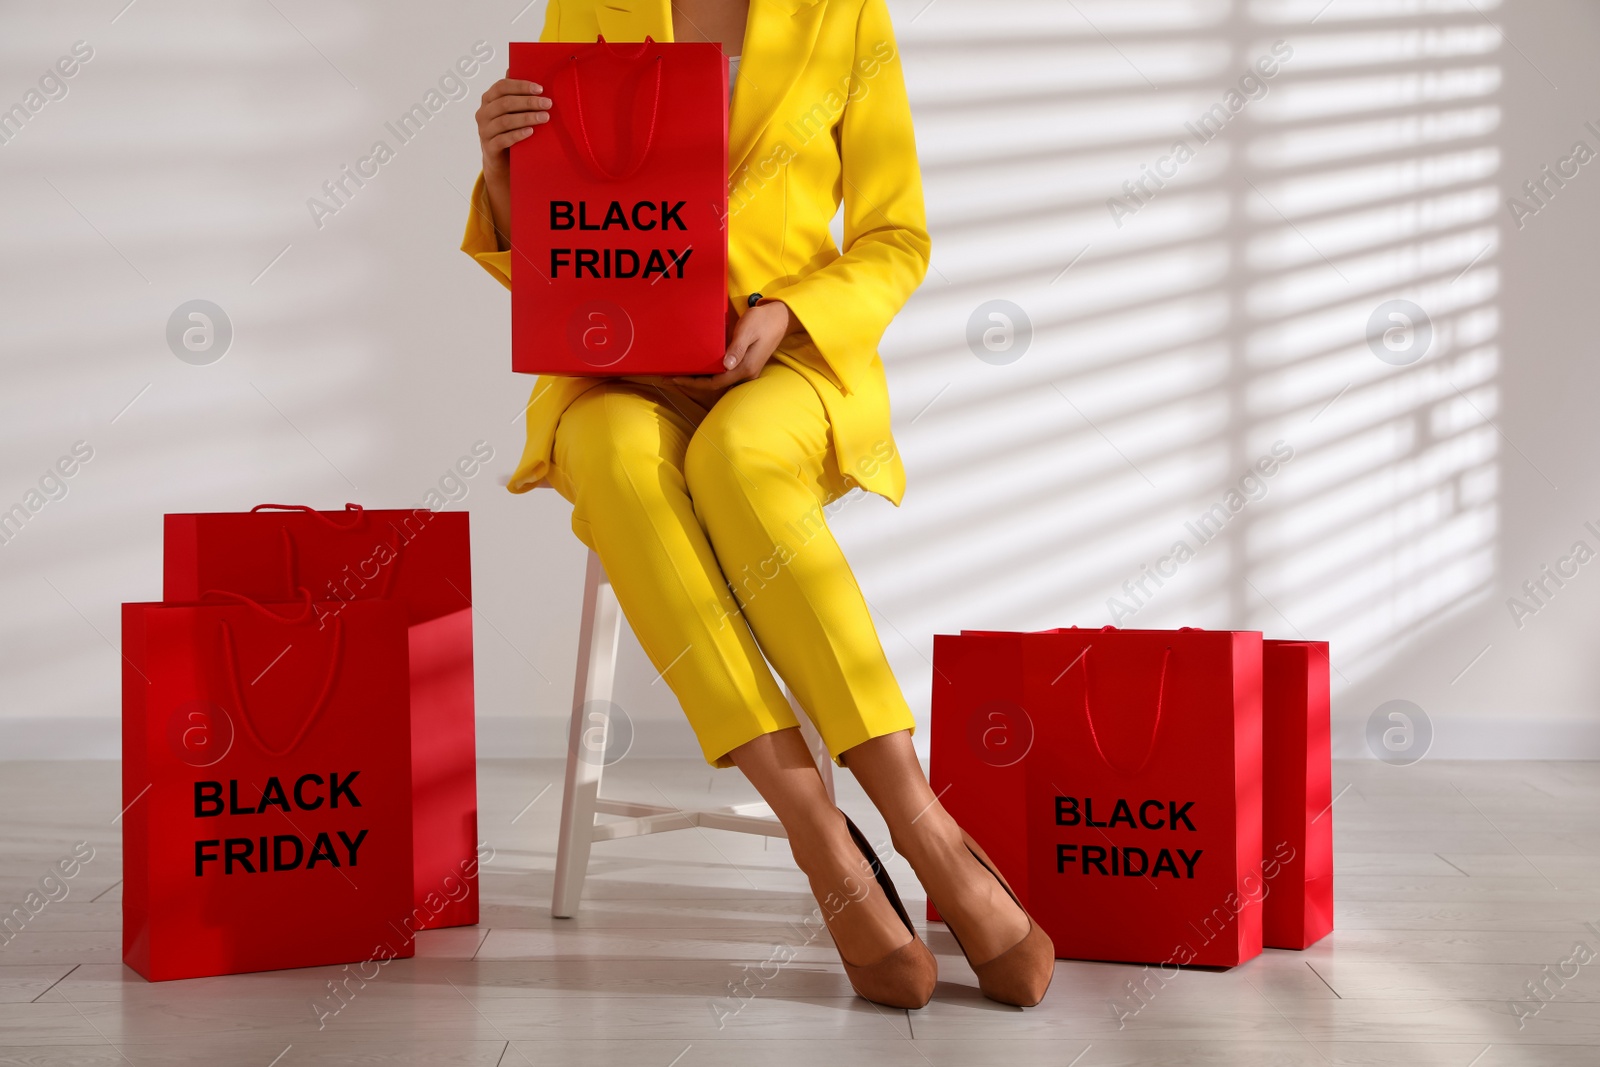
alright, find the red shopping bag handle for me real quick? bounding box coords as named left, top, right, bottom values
left=202, top=586, right=316, bottom=623
left=567, top=37, right=665, bottom=182
left=208, top=591, right=345, bottom=758
left=1077, top=643, right=1173, bottom=777
left=276, top=524, right=406, bottom=601
left=251, top=503, right=367, bottom=530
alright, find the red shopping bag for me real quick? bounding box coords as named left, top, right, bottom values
left=509, top=38, right=729, bottom=376
left=163, top=504, right=477, bottom=931
left=122, top=594, right=415, bottom=981
left=933, top=627, right=1264, bottom=967
left=1261, top=640, right=1333, bottom=949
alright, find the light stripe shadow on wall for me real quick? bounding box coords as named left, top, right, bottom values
left=837, top=0, right=1503, bottom=723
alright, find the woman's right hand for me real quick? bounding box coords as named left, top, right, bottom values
left=475, top=77, right=553, bottom=250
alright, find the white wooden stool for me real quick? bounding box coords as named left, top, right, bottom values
left=523, top=482, right=835, bottom=918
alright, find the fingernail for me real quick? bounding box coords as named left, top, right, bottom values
left=725, top=355, right=738, bottom=368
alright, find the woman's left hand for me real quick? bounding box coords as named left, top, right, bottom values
left=670, top=300, right=797, bottom=399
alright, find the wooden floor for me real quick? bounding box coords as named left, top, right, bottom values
left=1, top=757, right=1597, bottom=1066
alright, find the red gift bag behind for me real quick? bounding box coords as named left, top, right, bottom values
left=934, top=627, right=1264, bottom=968
left=1262, top=639, right=1334, bottom=949
left=163, top=504, right=477, bottom=931
left=509, top=38, right=728, bottom=376
left=122, top=595, right=415, bottom=981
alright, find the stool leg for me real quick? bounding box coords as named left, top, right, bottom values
left=552, top=549, right=623, bottom=918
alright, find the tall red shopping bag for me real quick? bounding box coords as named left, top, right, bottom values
left=122, top=595, right=415, bottom=981
left=163, top=504, right=477, bottom=931
left=509, top=38, right=729, bottom=375
left=933, top=627, right=1264, bottom=967
left=1261, top=640, right=1334, bottom=949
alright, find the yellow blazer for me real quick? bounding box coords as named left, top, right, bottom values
left=461, top=0, right=930, bottom=505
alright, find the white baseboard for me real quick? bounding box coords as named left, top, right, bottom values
left=1330, top=714, right=1600, bottom=761
left=4, top=715, right=1599, bottom=761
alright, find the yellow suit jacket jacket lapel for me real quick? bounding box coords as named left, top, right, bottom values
left=589, top=0, right=828, bottom=175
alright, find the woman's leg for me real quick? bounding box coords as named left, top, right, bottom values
left=724, top=727, right=913, bottom=964
left=839, top=730, right=1030, bottom=966
left=546, top=381, right=800, bottom=765
left=682, top=363, right=928, bottom=967
left=681, top=365, right=1031, bottom=968
left=551, top=377, right=921, bottom=978
left=683, top=363, right=917, bottom=762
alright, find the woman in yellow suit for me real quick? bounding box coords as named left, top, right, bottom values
left=464, top=0, right=1051, bottom=1008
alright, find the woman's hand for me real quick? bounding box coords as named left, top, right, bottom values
left=671, top=301, right=798, bottom=399
left=476, top=77, right=553, bottom=250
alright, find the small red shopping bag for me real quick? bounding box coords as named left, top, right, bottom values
left=163, top=504, right=477, bottom=931
left=1261, top=640, right=1334, bottom=949
left=509, top=38, right=729, bottom=375
left=933, top=627, right=1264, bottom=968
left=122, top=594, right=415, bottom=981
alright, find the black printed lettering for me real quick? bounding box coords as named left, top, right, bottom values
left=329, top=772, right=361, bottom=809
left=1056, top=796, right=1080, bottom=826
left=1108, top=798, right=1136, bottom=829
left=258, top=777, right=290, bottom=813
left=1139, top=799, right=1164, bottom=829
left=338, top=829, right=368, bottom=866
left=228, top=780, right=257, bottom=816
left=295, top=774, right=324, bottom=810
left=195, top=781, right=223, bottom=818
left=224, top=838, right=255, bottom=874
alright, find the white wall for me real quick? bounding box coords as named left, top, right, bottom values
left=2, top=0, right=1596, bottom=761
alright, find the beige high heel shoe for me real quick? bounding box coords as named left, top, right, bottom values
left=822, top=813, right=938, bottom=1010
left=943, top=830, right=1055, bottom=1007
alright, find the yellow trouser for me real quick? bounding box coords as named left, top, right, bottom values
left=544, top=361, right=917, bottom=767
